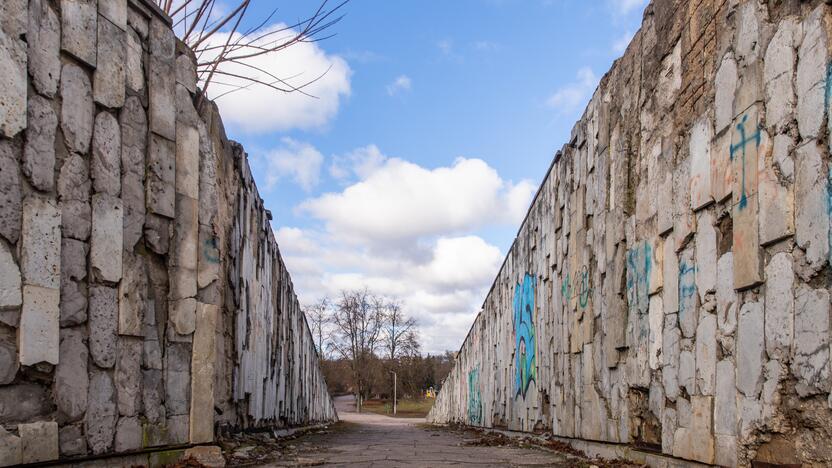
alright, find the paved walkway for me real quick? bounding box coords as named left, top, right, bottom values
left=254, top=396, right=577, bottom=467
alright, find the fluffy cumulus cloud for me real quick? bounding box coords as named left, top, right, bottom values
left=274, top=145, right=535, bottom=353
left=202, top=23, right=351, bottom=133
left=301, top=156, right=536, bottom=244
left=262, top=138, right=324, bottom=191
left=328, top=144, right=386, bottom=181
left=275, top=227, right=504, bottom=353
left=546, top=66, right=599, bottom=114
left=386, top=75, right=412, bottom=96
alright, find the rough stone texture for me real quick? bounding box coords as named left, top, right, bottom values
left=689, top=115, right=713, bottom=210
left=147, top=133, right=176, bottom=218
left=165, top=342, right=191, bottom=416
left=57, top=152, right=91, bottom=242
left=90, top=194, right=123, bottom=283
left=125, top=28, right=143, bottom=92
left=176, top=124, right=200, bottom=199
left=59, top=424, right=87, bottom=456
left=792, top=285, right=830, bottom=397
left=89, top=285, right=117, bottom=368
left=19, top=285, right=60, bottom=366
left=694, top=211, right=716, bottom=301
left=759, top=134, right=795, bottom=246
left=118, top=252, right=145, bottom=336
left=737, top=301, right=764, bottom=398
left=672, top=396, right=714, bottom=464
left=19, top=421, right=59, bottom=463
left=796, top=7, right=827, bottom=141
left=61, top=0, right=96, bottom=66
left=92, top=111, right=121, bottom=197
left=0, top=141, right=22, bottom=244
left=0, top=426, right=21, bottom=467
left=795, top=141, right=829, bottom=277
left=28, top=0, right=61, bottom=97
left=0, top=326, right=18, bottom=385
left=93, top=16, right=125, bottom=108
left=98, top=0, right=126, bottom=31
left=176, top=54, right=197, bottom=93
left=23, top=94, right=57, bottom=192
left=85, top=369, right=117, bottom=454
left=120, top=96, right=147, bottom=250
left=149, top=18, right=176, bottom=140
left=60, top=238, right=88, bottom=326
left=21, top=196, right=61, bottom=289
left=190, top=303, right=217, bottom=443
left=0, top=383, right=51, bottom=424
left=115, top=338, right=142, bottom=416
left=0, top=241, right=22, bottom=310
left=0, top=6, right=27, bottom=138
left=60, top=62, right=94, bottom=154
left=55, top=327, right=89, bottom=422
left=114, top=416, right=140, bottom=452
left=765, top=252, right=793, bottom=360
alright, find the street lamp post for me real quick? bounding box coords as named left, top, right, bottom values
left=390, top=370, right=397, bottom=416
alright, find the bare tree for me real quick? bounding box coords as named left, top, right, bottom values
left=328, top=289, right=384, bottom=412
left=303, top=297, right=332, bottom=358
left=381, top=301, right=418, bottom=361
left=154, top=0, right=349, bottom=102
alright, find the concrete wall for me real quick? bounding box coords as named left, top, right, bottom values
left=428, top=1, right=832, bottom=466
left=0, top=0, right=335, bottom=464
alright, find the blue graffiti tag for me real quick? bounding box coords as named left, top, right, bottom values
left=203, top=236, right=220, bottom=264
left=513, top=273, right=536, bottom=399
left=560, top=266, right=592, bottom=308
left=579, top=267, right=590, bottom=308
left=729, top=114, right=761, bottom=210
left=467, top=367, right=482, bottom=425
left=626, top=242, right=651, bottom=315
left=678, top=259, right=696, bottom=313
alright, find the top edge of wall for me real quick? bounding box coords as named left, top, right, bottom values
left=130, top=0, right=173, bottom=26
left=450, top=3, right=652, bottom=356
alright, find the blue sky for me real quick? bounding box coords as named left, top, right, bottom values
left=205, top=0, right=648, bottom=353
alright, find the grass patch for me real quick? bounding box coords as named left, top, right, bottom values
left=361, top=398, right=435, bottom=418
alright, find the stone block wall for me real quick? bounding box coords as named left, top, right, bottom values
left=0, top=0, right=335, bottom=464
left=428, top=1, right=832, bottom=466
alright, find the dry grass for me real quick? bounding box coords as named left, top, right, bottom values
left=361, top=398, right=435, bottom=418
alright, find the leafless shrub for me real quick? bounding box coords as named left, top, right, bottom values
left=154, top=0, right=349, bottom=103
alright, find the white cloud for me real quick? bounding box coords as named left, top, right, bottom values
left=202, top=23, right=352, bottom=133
left=612, top=30, right=634, bottom=55
left=262, top=138, right=324, bottom=191
left=386, top=75, right=412, bottom=96
left=329, top=144, right=387, bottom=181
left=609, top=0, right=648, bottom=15
left=301, top=156, right=536, bottom=244
left=274, top=144, right=537, bottom=353
left=277, top=228, right=504, bottom=353
left=545, top=67, right=599, bottom=114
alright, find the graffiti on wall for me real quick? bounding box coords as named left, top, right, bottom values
left=467, top=367, right=483, bottom=425
left=561, top=266, right=592, bottom=309
left=729, top=113, right=761, bottom=210
left=513, top=273, right=537, bottom=399
left=626, top=242, right=651, bottom=314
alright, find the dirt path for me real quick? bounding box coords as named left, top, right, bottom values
left=250, top=396, right=582, bottom=467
